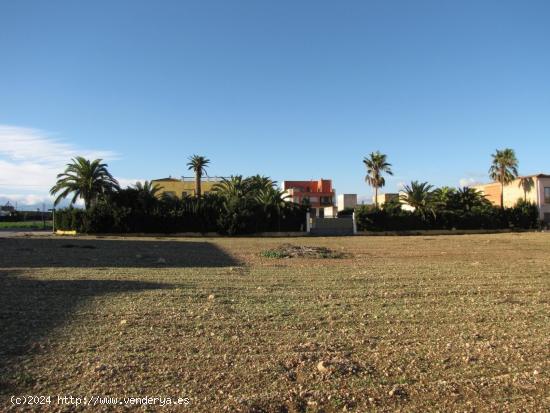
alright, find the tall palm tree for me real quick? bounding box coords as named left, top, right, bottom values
left=50, top=157, right=119, bottom=209
left=399, top=181, right=436, bottom=218
left=186, top=155, right=210, bottom=197
left=363, top=151, right=393, bottom=208
left=489, top=148, right=518, bottom=208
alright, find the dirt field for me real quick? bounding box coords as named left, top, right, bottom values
left=0, top=233, right=548, bottom=412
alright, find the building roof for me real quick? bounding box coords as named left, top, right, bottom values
left=473, top=173, right=550, bottom=187
left=151, top=177, right=180, bottom=182
left=283, top=179, right=334, bottom=192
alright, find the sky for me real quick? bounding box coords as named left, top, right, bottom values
left=1, top=0, right=549, bottom=207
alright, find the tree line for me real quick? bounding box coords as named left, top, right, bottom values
left=51, top=155, right=305, bottom=234
left=51, top=148, right=540, bottom=234
left=363, top=148, right=521, bottom=210
left=358, top=148, right=540, bottom=231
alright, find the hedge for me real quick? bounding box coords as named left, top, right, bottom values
left=355, top=200, right=540, bottom=231
left=55, top=196, right=306, bottom=235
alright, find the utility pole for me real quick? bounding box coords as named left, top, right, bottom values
left=49, top=207, right=56, bottom=233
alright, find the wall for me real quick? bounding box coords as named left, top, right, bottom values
left=474, top=182, right=502, bottom=206
left=503, top=179, right=538, bottom=207
left=152, top=179, right=220, bottom=198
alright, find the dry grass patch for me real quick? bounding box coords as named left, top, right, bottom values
left=261, top=243, right=346, bottom=259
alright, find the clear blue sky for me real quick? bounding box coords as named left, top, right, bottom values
left=1, top=0, right=549, bottom=205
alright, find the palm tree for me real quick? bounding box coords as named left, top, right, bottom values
left=432, top=186, right=456, bottom=209
left=131, top=180, right=163, bottom=211
left=399, top=181, right=435, bottom=218
left=132, top=180, right=163, bottom=197
left=212, top=175, right=249, bottom=199
left=246, top=175, right=275, bottom=193
left=453, top=187, right=489, bottom=211
left=489, top=148, right=519, bottom=208
left=50, top=157, right=119, bottom=209
left=255, top=186, right=290, bottom=231
left=363, top=151, right=393, bottom=208
left=186, top=155, right=210, bottom=197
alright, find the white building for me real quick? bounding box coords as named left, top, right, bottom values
left=337, top=194, right=358, bottom=211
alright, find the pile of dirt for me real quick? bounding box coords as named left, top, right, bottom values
left=261, top=243, right=345, bottom=259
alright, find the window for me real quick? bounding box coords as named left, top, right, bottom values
left=545, top=187, right=550, bottom=203
left=164, top=191, right=176, bottom=198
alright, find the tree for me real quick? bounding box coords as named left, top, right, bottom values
left=212, top=175, right=249, bottom=199
left=452, top=187, right=489, bottom=211
left=432, top=186, right=456, bottom=210
left=186, top=155, right=210, bottom=197
left=131, top=181, right=163, bottom=212
left=212, top=176, right=252, bottom=235
left=246, top=175, right=275, bottom=193
left=489, top=148, right=519, bottom=208
left=133, top=180, right=163, bottom=197
left=255, top=186, right=290, bottom=231
left=399, top=181, right=436, bottom=218
left=50, top=157, right=119, bottom=209
left=363, top=151, right=393, bottom=208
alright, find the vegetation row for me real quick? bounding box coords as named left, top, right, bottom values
left=51, top=148, right=542, bottom=234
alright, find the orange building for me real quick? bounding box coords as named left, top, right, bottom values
left=473, top=174, right=550, bottom=223
left=283, top=179, right=336, bottom=217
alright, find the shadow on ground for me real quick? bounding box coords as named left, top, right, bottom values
left=0, top=237, right=239, bottom=268
left=0, top=270, right=171, bottom=379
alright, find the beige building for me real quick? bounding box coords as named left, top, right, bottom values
left=473, top=174, right=550, bottom=222
left=151, top=177, right=224, bottom=199
left=375, top=193, right=400, bottom=207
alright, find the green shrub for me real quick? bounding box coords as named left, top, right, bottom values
left=355, top=201, right=538, bottom=231
left=507, top=200, right=539, bottom=229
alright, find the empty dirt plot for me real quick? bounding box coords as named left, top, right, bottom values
left=0, top=233, right=548, bottom=412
